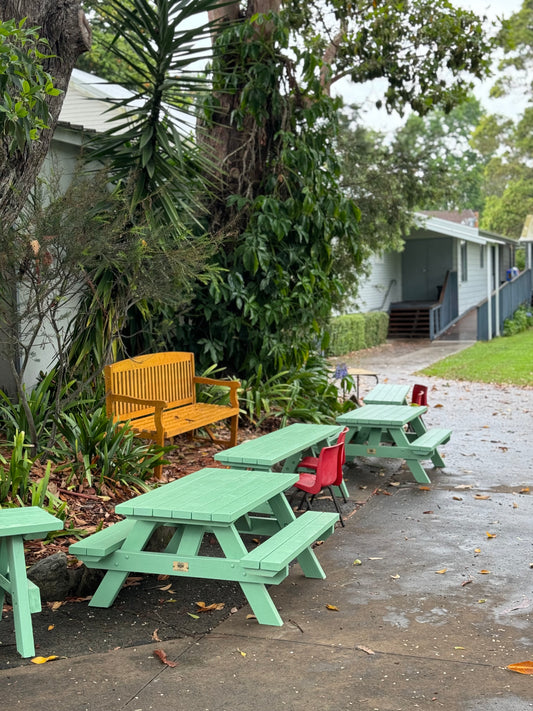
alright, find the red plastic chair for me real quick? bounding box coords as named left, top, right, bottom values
left=292, top=441, right=345, bottom=526
left=297, top=427, right=349, bottom=500
left=411, top=384, right=428, bottom=406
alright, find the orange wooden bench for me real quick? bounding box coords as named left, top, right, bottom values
left=104, top=352, right=240, bottom=479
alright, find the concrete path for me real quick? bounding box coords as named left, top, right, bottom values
left=2, top=340, right=532, bottom=711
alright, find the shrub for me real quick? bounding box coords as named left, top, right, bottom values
left=503, top=304, right=533, bottom=337
left=327, top=312, right=388, bottom=356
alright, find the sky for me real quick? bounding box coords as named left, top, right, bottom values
left=334, top=0, right=527, bottom=134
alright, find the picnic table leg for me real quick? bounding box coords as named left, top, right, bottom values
left=5, top=535, right=36, bottom=658
left=389, top=428, right=432, bottom=485
left=215, top=525, right=284, bottom=626
left=0, top=538, right=6, bottom=614
left=268, top=494, right=326, bottom=579
left=430, top=450, right=446, bottom=468
left=89, top=520, right=157, bottom=608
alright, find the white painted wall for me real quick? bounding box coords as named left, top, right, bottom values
left=457, top=240, right=489, bottom=313
left=345, top=251, right=402, bottom=313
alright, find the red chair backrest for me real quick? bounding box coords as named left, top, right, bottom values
left=412, top=384, right=428, bottom=406
left=316, top=441, right=344, bottom=489
left=337, top=426, right=349, bottom=467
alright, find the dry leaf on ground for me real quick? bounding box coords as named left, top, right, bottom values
left=507, top=661, right=533, bottom=675
left=153, top=649, right=177, bottom=667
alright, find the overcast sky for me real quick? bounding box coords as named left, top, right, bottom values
left=335, top=0, right=527, bottom=133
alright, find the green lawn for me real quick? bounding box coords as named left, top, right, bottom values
left=420, top=329, right=533, bottom=386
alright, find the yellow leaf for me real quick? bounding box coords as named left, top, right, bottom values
left=479, top=570, right=490, bottom=574
left=326, top=604, right=339, bottom=611
left=507, top=661, right=533, bottom=675
left=187, top=613, right=200, bottom=619
left=435, top=568, right=447, bottom=574
left=47, top=625, right=54, bottom=631
left=454, top=646, right=465, bottom=650
left=390, top=574, right=400, bottom=579
left=486, top=532, right=497, bottom=538
left=353, top=559, right=362, bottom=566
left=31, top=655, right=59, bottom=665
left=478, top=599, right=486, bottom=603
left=519, top=487, right=530, bottom=494
left=237, top=648, right=247, bottom=657
left=474, top=548, right=481, bottom=553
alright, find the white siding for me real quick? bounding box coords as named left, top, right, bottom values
left=344, top=251, right=402, bottom=313
left=457, top=241, right=489, bottom=313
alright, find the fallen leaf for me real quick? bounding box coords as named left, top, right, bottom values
left=520, top=487, right=530, bottom=494
left=159, top=584, right=173, bottom=591
left=252, top=538, right=261, bottom=544
left=434, top=403, right=443, bottom=408
left=152, top=628, right=161, bottom=642
left=196, top=601, right=225, bottom=612
left=507, top=661, right=533, bottom=675
left=479, top=570, right=491, bottom=574
left=435, top=568, right=447, bottom=574
left=31, top=655, right=59, bottom=665
left=475, top=495, right=491, bottom=500
left=47, top=625, right=54, bottom=631
left=326, top=604, right=339, bottom=611
left=453, top=496, right=463, bottom=501
left=419, top=486, right=431, bottom=491
left=389, top=482, right=400, bottom=487
left=157, top=574, right=170, bottom=581
left=187, top=613, right=200, bottom=619
left=353, top=559, right=362, bottom=566
left=422, top=510, right=434, bottom=514
left=165, top=598, right=177, bottom=603
left=245, top=614, right=256, bottom=619
left=478, top=599, right=486, bottom=603
left=454, top=646, right=465, bottom=650
left=356, top=645, right=375, bottom=655
left=461, top=579, right=473, bottom=586
left=455, top=484, right=473, bottom=490
left=48, top=601, right=64, bottom=611
left=474, top=548, right=481, bottom=553
left=368, top=557, right=383, bottom=560
left=237, top=648, right=247, bottom=657
left=390, top=574, right=400, bottom=580
left=231, top=607, right=239, bottom=614
left=513, top=502, right=519, bottom=508
left=153, top=649, right=177, bottom=667
left=486, top=532, right=497, bottom=538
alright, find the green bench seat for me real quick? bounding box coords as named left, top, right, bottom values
left=409, top=428, right=452, bottom=455
left=70, top=519, right=134, bottom=559
left=241, top=511, right=338, bottom=574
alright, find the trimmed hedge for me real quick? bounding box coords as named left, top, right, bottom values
left=327, top=312, right=389, bottom=356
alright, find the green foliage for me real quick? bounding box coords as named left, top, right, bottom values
left=53, top=406, right=165, bottom=493
left=503, top=304, right=533, bottom=336
left=0, top=430, right=33, bottom=503
left=0, top=18, right=60, bottom=151
left=237, top=356, right=353, bottom=429
left=327, top=313, right=388, bottom=356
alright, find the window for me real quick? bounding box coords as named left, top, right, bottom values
left=461, top=241, right=468, bottom=281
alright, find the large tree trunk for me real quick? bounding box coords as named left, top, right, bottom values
left=0, top=1, right=91, bottom=230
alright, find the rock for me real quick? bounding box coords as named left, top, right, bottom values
left=27, top=552, right=71, bottom=602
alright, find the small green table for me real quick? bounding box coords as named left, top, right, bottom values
left=337, top=405, right=450, bottom=484
left=0, top=507, right=63, bottom=657
left=214, top=423, right=348, bottom=499
left=363, top=384, right=410, bottom=406
left=70, top=468, right=338, bottom=627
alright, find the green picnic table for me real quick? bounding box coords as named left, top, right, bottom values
left=214, top=423, right=348, bottom=499
left=0, top=507, right=64, bottom=657
left=70, top=468, right=338, bottom=627
left=363, top=383, right=410, bottom=405
left=337, top=405, right=451, bottom=484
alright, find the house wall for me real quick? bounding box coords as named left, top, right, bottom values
left=456, top=240, right=489, bottom=314
left=346, top=251, right=402, bottom=313
left=401, top=236, right=453, bottom=301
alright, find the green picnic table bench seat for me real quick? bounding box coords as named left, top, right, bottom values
left=70, top=519, right=135, bottom=560
left=408, top=428, right=451, bottom=455
left=241, top=511, right=337, bottom=574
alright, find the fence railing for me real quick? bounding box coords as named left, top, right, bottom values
left=477, top=269, right=532, bottom=341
